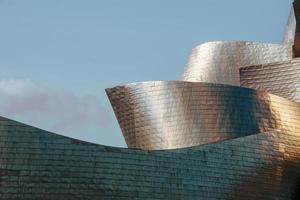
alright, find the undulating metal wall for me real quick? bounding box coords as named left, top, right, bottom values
left=0, top=117, right=299, bottom=199
left=181, top=41, right=291, bottom=85
left=106, top=1, right=300, bottom=150
left=106, top=81, right=300, bottom=149
left=1, top=1, right=300, bottom=199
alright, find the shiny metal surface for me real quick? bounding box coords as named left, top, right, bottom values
left=0, top=117, right=300, bottom=199
left=1, top=1, right=300, bottom=199
left=181, top=41, right=291, bottom=85
left=105, top=0, right=300, bottom=150
left=240, top=58, right=300, bottom=102
left=182, top=1, right=300, bottom=85
left=106, top=81, right=300, bottom=150
left=283, top=7, right=296, bottom=46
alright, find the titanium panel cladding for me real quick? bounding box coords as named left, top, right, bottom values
left=240, top=58, right=300, bottom=103
left=1, top=0, right=300, bottom=199
left=106, top=81, right=300, bottom=150
left=181, top=41, right=292, bottom=85
left=0, top=117, right=300, bottom=199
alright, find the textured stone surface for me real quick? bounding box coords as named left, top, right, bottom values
left=0, top=117, right=299, bottom=199
left=106, top=81, right=300, bottom=149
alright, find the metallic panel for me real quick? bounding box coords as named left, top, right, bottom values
left=181, top=41, right=291, bottom=85
left=283, top=6, right=296, bottom=46
left=182, top=0, right=300, bottom=85
left=106, top=81, right=300, bottom=150
left=0, top=1, right=300, bottom=199
left=240, top=58, right=300, bottom=103
left=0, top=117, right=300, bottom=199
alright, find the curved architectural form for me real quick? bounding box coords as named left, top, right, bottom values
left=181, top=0, right=300, bottom=86
left=182, top=41, right=291, bottom=85
left=106, top=0, right=300, bottom=150
left=0, top=117, right=300, bottom=199
left=240, top=58, right=300, bottom=102
left=106, top=81, right=300, bottom=149
left=1, top=0, right=300, bottom=199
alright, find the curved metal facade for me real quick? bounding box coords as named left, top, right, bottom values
left=106, top=81, right=300, bottom=149
left=1, top=0, right=300, bottom=199
left=240, top=58, right=300, bottom=102
left=0, top=117, right=300, bottom=199
left=106, top=0, right=300, bottom=150
left=181, top=41, right=291, bottom=85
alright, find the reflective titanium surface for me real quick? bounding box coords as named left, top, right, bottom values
left=106, top=81, right=300, bottom=149
left=240, top=58, right=300, bottom=102
left=0, top=117, right=299, bottom=199
left=182, top=41, right=291, bottom=85
left=1, top=0, right=300, bottom=199
left=106, top=0, right=300, bottom=150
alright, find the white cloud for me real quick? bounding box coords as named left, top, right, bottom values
left=0, top=79, right=109, bottom=133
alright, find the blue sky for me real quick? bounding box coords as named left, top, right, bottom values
left=0, top=0, right=293, bottom=147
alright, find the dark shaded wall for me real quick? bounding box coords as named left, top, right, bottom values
left=0, top=117, right=299, bottom=200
